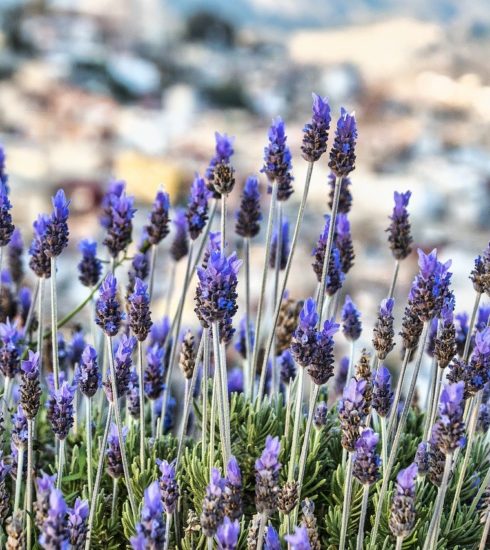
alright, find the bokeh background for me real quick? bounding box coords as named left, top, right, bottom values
left=1, top=0, right=489, bottom=387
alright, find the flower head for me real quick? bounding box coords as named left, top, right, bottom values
left=67, top=497, right=89, bottom=549
left=103, top=189, right=135, bottom=258
left=328, top=107, right=357, bottom=177
left=470, top=242, right=490, bottom=296
left=265, top=525, right=281, bottom=550
left=338, top=378, right=367, bottom=451
left=0, top=319, right=22, bottom=378
left=279, top=349, right=296, bottom=385
left=170, top=208, right=189, bottom=262
left=255, top=436, right=281, bottom=515
left=145, top=188, right=170, bottom=246
left=106, top=423, right=128, bottom=478
left=387, top=190, right=413, bottom=261
left=216, top=517, right=240, bottom=550
left=42, top=189, right=70, bottom=258
left=301, top=93, right=331, bottom=162
left=131, top=481, right=166, bottom=549
left=77, top=345, right=100, bottom=398
left=336, top=213, right=355, bottom=274
left=103, top=334, right=136, bottom=401
left=77, top=240, right=102, bottom=288
left=47, top=382, right=75, bottom=440
left=269, top=219, right=289, bottom=271
left=128, top=278, right=152, bottom=341
left=373, top=365, right=393, bottom=417
left=156, top=459, right=179, bottom=514
left=29, top=214, right=51, bottom=278
left=186, top=174, right=210, bottom=240
left=353, top=428, right=381, bottom=485
left=206, top=132, right=235, bottom=198
left=341, top=295, right=362, bottom=341
left=95, top=273, right=124, bottom=336
left=235, top=175, right=262, bottom=239
left=201, top=468, right=226, bottom=537
left=0, top=179, right=14, bottom=247
left=11, top=404, right=28, bottom=449
left=224, top=456, right=242, bottom=520
left=39, top=488, right=69, bottom=549
left=20, top=350, right=41, bottom=419
left=262, top=117, right=294, bottom=201
left=285, top=526, right=311, bottom=550
left=431, top=381, right=466, bottom=454
left=144, top=343, right=165, bottom=400
left=389, top=463, right=418, bottom=538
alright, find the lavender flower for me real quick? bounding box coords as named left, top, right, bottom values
left=372, top=365, right=393, bottom=417
left=0, top=146, right=8, bottom=189
left=234, top=317, right=254, bottom=359
left=372, top=298, right=395, bottom=360
left=131, top=481, right=166, bottom=549
left=387, top=191, right=413, bottom=261
left=0, top=452, right=10, bottom=523
left=431, top=381, right=466, bottom=454
left=269, top=220, right=289, bottom=270
left=149, top=316, right=171, bottom=347
left=11, top=404, right=28, bottom=449
left=408, top=249, right=452, bottom=322
left=265, top=525, right=281, bottom=550
left=255, top=435, right=281, bottom=515
left=106, top=423, right=128, bottom=478
left=328, top=172, right=352, bottom=213
left=103, top=189, right=136, bottom=258
left=307, top=319, right=339, bottom=386
left=67, top=497, right=89, bottom=549
left=389, top=463, right=418, bottom=539
left=179, top=330, right=195, bottom=380
left=144, top=343, right=165, bottom=399
left=235, top=175, right=262, bottom=239
left=128, top=278, right=152, bottom=341
left=68, top=331, right=86, bottom=367
left=414, top=441, right=429, bottom=477
left=206, top=132, right=235, bottom=198
left=312, top=217, right=345, bottom=294
left=39, top=488, right=69, bottom=549
left=328, top=108, right=357, bottom=178
left=145, top=189, right=170, bottom=246
left=77, top=345, right=100, bottom=398
left=127, top=252, right=150, bottom=296
left=7, top=228, right=23, bottom=283
left=341, top=295, right=362, bottom=341
left=47, top=382, right=75, bottom=440
left=224, top=456, right=242, bottom=520
left=127, top=370, right=140, bottom=419
left=334, top=356, right=349, bottom=395
left=201, top=468, right=226, bottom=537
left=465, top=327, right=490, bottom=395
left=400, top=302, right=424, bottom=353
left=216, top=517, right=240, bottom=550
left=434, top=300, right=456, bottom=369
left=290, top=297, right=318, bottom=368
left=35, top=472, right=57, bottom=528
left=262, top=117, right=294, bottom=201
left=186, top=174, right=210, bottom=240
left=285, top=526, right=311, bottom=550
left=301, top=93, right=331, bottom=162
left=43, top=189, right=70, bottom=258
left=95, top=273, right=124, bottom=336
left=470, top=242, right=490, bottom=296
left=279, top=349, right=296, bottom=385
left=313, top=401, right=328, bottom=428
left=336, top=213, right=354, bottom=274
left=195, top=249, right=241, bottom=327
left=0, top=319, right=22, bottom=378
left=0, top=180, right=14, bottom=247
left=228, top=367, right=244, bottom=394
left=352, top=428, right=381, bottom=485
left=477, top=304, right=490, bottom=332
left=18, top=286, right=33, bottom=327
left=103, top=334, right=136, bottom=401
left=170, top=208, right=189, bottom=262
left=29, top=214, right=51, bottom=278
left=156, top=459, right=179, bottom=514
left=455, top=312, right=469, bottom=357
left=20, top=350, right=41, bottom=419
left=338, top=378, right=367, bottom=452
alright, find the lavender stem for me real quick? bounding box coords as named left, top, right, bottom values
left=356, top=484, right=370, bottom=550
left=148, top=244, right=157, bottom=300
left=221, top=194, right=227, bottom=255
left=371, top=321, right=430, bottom=546
left=26, top=419, right=34, bottom=550
left=50, top=257, right=60, bottom=391
left=387, top=348, right=411, bottom=442
left=164, top=513, right=173, bottom=550
left=380, top=416, right=388, bottom=472
left=212, top=321, right=230, bottom=464
left=24, top=277, right=40, bottom=337
left=201, top=328, right=210, bottom=461
left=271, top=202, right=283, bottom=395
left=479, top=511, right=490, bottom=550
left=13, top=447, right=24, bottom=512
left=463, top=292, right=481, bottom=361
left=287, top=369, right=305, bottom=481
left=339, top=453, right=353, bottom=550
left=243, top=237, right=252, bottom=396
left=111, top=478, right=118, bottom=517
left=137, top=340, right=145, bottom=468
left=256, top=512, right=268, bottom=550
left=164, top=261, right=176, bottom=318
left=422, top=355, right=438, bottom=441
left=388, top=259, right=400, bottom=300
left=86, top=396, right=93, bottom=498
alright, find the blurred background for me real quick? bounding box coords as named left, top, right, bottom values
left=1, top=0, right=489, bottom=373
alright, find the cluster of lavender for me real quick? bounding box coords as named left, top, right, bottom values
left=0, top=90, right=490, bottom=550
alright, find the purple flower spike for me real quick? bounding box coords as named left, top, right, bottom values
left=43, top=189, right=70, bottom=258
left=95, top=273, right=124, bottom=337
left=265, top=524, right=281, bottom=550
left=216, top=517, right=240, bottom=550
left=279, top=349, right=296, bottom=385
left=0, top=319, right=22, bottom=379
left=67, top=497, right=89, bottom=549
left=389, top=461, right=418, bottom=539
left=77, top=345, right=100, bottom=398
left=187, top=173, right=210, bottom=240
left=387, top=190, right=413, bottom=261
left=170, top=208, right=189, bottom=262
left=0, top=178, right=14, bottom=247
left=285, top=526, right=312, bottom=550
left=329, top=107, right=357, bottom=178
left=396, top=463, right=418, bottom=496
left=150, top=316, right=171, bottom=347
left=409, top=248, right=452, bottom=322
left=39, top=488, right=69, bottom=549
left=336, top=213, right=355, bottom=274
left=235, top=175, right=262, bottom=239
left=20, top=350, right=41, bottom=419
left=302, top=93, right=331, bottom=162
left=415, top=441, right=429, bottom=477
left=234, top=317, right=254, bottom=359
left=269, top=219, right=289, bottom=271
left=106, top=422, right=128, bottom=479
left=290, top=298, right=318, bottom=368
left=338, top=378, right=367, bottom=452
left=341, top=295, right=362, bottom=341
left=307, top=318, right=339, bottom=386
left=431, top=381, right=466, bottom=454
left=144, top=343, right=165, bottom=400
left=128, top=277, right=152, bottom=342
left=353, top=428, right=381, bottom=485
left=145, top=188, right=170, bottom=246
left=373, top=365, right=393, bottom=417
left=11, top=404, right=28, bottom=450
left=373, top=298, right=396, bottom=360
left=7, top=227, right=24, bottom=283
left=262, top=117, right=294, bottom=201
left=102, top=187, right=136, bottom=258
left=131, top=481, right=166, bottom=549
left=255, top=435, right=281, bottom=515
left=29, top=214, right=51, bottom=278
left=195, top=249, right=241, bottom=328
left=78, top=239, right=102, bottom=288
left=201, top=468, right=226, bottom=537
left=206, top=132, right=236, bottom=198
left=47, top=382, right=75, bottom=440
left=206, top=133, right=234, bottom=181
left=103, top=334, right=136, bottom=401
left=157, top=459, right=179, bottom=514
left=224, top=455, right=243, bottom=520
left=470, top=242, right=490, bottom=296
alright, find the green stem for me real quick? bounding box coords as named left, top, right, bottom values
left=148, top=244, right=157, bottom=300
left=164, top=513, right=173, bottom=550
left=388, top=259, right=400, bottom=300
left=356, top=484, right=370, bottom=550
left=284, top=383, right=292, bottom=441
left=244, top=237, right=252, bottom=397
left=24, top=278, right=40, bottom=337
left=422, top=354, right=439, bottom=442
left=50, top=257, right=60, bottom=391
left=209, top=371, right=217, bottom=472
left=137, top=340, right=145, bottom=468
left=106, top=335, right=137, bottom=515
left=288, top=369, right=305, bottom=481
left=111, top=478, right=118, bottom=518
left=380, top=416, right=388, bottom=472
left=256, top=161, right=315, bottom=400
left=26, top=419, right=34, bottom=550
left=256, top=512, right=268, bottom=550
left=271, top=202, right=283, bottom=395
left=14, top=447, right=24, bottom=512
left=371, top=321, right=430, bottom=546
left=164, top=261, right=176, bottom=318
left=316, top=175, right=343, bottom=327
left=387, top=348, right=411, bottom=442
left=254, top=181, right=278, bottom=401
left=423, top=453, right=452, bottom=550
left=395, top=537, right=404, bottom=550
left=479, top=511, right=490, bottom=550
left=56, top=439, right=65, bottom=489
left=221, top=193, right=227, bottom=255
left=339, top=453, right=353, bottom=550
left=212, top=321, right=230, bottom=465
left=85, top=406, right=113, bottom=550
left=86, top=396, right=93, bottom=498
left=201, top=329, right=210, bottom=461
